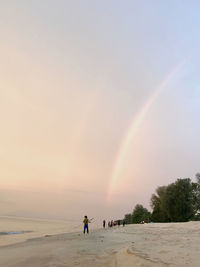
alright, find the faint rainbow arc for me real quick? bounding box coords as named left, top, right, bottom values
left=107, top=60, right=186, bottom=201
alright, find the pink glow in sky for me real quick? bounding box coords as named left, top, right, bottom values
left=1, top=1, right=200, bottom=221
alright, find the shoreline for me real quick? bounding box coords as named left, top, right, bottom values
left=0, top=216, right=87, bottom=247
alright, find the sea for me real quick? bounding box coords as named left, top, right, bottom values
left=0, top=216, right=94, bottom=246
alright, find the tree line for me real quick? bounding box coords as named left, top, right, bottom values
left=124, top=173, right=200, bottom=224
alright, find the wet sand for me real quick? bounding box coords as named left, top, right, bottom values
left=0, top=221, right=200, bottom=266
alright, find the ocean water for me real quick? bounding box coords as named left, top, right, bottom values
left=0, top=216, right=87, bottom=246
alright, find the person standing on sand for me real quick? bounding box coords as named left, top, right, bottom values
left=103, top=220, right=106, bottom=228
left=83, top=216, right=90, bottom=234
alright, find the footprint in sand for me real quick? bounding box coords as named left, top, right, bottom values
left=159, top=250, right=169, bottom=254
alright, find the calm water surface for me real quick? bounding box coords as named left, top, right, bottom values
left=0, top=216, right=86, bottom=246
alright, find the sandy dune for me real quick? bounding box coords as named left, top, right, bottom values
left=0, top=221, right=200, bottom=266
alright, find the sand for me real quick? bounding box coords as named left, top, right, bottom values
left=0, top=221, right=200, bottom=266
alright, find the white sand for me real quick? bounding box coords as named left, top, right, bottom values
left=0, top=221, right=200, bottom=266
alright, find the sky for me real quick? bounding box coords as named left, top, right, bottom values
left=0, top=0, right=200, bottom=222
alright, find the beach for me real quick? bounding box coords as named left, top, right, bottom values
left=0, top=220, right=200, bottom=266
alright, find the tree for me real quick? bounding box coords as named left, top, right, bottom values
left=124, top=174, right=200, bottom=224
left=151, top=186, right=169, bottom=222
left=195, top=173, right=200, bottom=184
left=192, top=173, right=200, bottom=218
left=124, top=213, right=132, bottom=224
left=131, top=204, right=151, bottom=223
left=163, top=178, right=194, bottom=222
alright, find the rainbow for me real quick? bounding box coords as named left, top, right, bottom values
left=107, top=60, right=186, bottom=201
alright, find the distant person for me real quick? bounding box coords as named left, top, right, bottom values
left=123, top=220, right=125, bottom=227
left=103, top=220, right=106, bottom=228
left=83, top=215, right=89, bottom=234
left=118, top=220, right=120, bottom=227
left=108, top=221, right=110, bottom=228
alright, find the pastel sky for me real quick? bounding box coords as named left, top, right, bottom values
left=1, top=1, right=200, bottom=221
